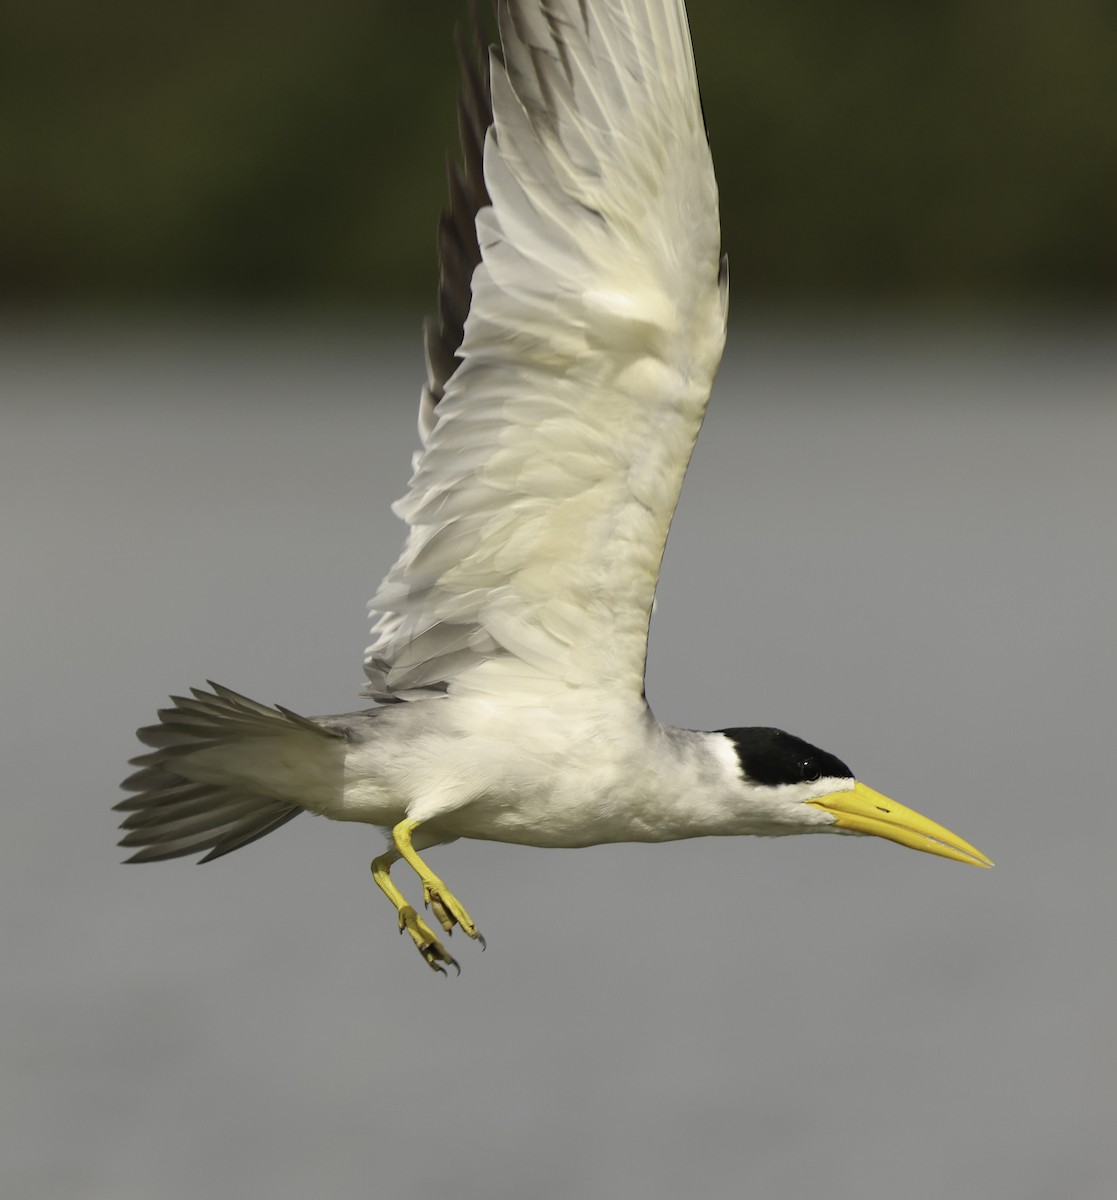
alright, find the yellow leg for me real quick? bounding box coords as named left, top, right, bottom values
left=371, top=847, right=459, bottom=975
left=392, top=819, right=485, bottom=947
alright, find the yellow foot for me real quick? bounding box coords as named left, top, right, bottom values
left=423, top=879, right=486, bottom=948
left=398, top=904, right=459, bottom=975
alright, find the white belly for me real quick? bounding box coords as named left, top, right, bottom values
left=324, top=696, right=729, bottom=849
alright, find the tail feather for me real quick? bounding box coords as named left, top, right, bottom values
left=119, top=794, right=270, bottom=839
left=116, top=682, right=344, bottom=864
left=114, top=780, right=213, bottom=812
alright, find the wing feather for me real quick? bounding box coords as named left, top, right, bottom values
left=365, top=0, right=726, bottom=704
left=423, top=5, right=493, bottom=432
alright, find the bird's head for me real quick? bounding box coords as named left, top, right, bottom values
left=720, top=727, right=991, bottom=867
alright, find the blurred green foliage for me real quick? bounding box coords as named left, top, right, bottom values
left=5, top=0, right=1115, bottom=307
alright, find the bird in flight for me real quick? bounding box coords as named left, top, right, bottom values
left=117, top=0, right=991, bottom=974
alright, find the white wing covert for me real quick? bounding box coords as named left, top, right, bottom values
left=365, top=0, right=727, bottom=705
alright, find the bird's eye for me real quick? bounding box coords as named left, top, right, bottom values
left=799, top=759, right=821, bottom=782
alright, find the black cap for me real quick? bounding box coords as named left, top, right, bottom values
left=720, top=727, right=853, bottom=787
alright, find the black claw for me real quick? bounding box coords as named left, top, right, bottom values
left=422, top=946, right=452, bottom=976
left=477, top=933, right=487, bottom=951
left=423, top=945, right=460, bottom=976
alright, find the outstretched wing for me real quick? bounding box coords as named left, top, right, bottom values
left=365, top=0, right=727, bottom=704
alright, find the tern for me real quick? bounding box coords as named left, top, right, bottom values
left=118, top=0, right=991, bottom=974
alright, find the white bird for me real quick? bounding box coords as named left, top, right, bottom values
left=118, top=0, right=991, bottom=974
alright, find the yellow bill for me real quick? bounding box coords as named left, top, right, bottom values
left=807, top=781, right=993, bottom=868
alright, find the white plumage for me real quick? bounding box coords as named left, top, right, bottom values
left=119, top=0, right=990, bottom=974
left=365, top=0, right=726, bottom=704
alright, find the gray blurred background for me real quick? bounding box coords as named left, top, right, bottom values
left=3, top=1, right=1116, bottom=1198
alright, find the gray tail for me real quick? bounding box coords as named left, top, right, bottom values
left=116, top=681, right=343, bottom=864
